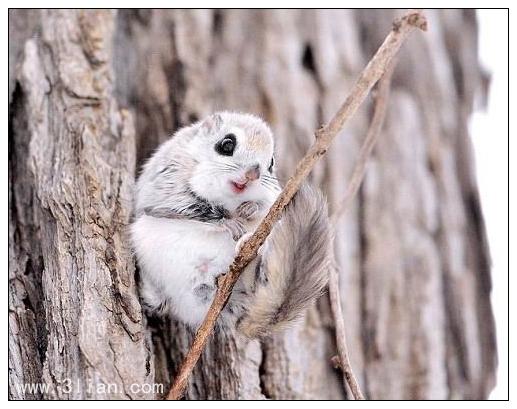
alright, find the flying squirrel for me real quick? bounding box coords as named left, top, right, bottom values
left=130, top=111, right=331, bottom=338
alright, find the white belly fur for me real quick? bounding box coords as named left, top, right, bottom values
left=131, top=215, right=238, bottom=327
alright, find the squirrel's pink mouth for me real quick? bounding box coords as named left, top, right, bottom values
left=230, top=180, right=247, bottom=194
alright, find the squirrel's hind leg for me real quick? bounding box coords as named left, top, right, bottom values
left=139, top=279, right=170, bottom=316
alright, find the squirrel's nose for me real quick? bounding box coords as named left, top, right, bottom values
left=245, top=164, right=260, bottom=181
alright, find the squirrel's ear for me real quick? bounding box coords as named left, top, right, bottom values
left=201, top=113, right=222, bottom=133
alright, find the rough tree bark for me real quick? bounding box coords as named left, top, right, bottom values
left=9, top=9, right=496, bottom=400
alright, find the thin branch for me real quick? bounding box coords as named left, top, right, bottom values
left=328, top=60, right=396, bottom=401
left=166, top=10, right=427, bottom=400
left=330, top=61, right=396, bottom=226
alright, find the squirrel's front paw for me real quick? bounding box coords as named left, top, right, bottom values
left=235, top=232, right=253, bottom=254
left=236, top=201, right=263, bottom=221
left=221, top=218, right=246, bottom=241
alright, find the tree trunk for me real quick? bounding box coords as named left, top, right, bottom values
left=9, top=9, right=496, bottom=400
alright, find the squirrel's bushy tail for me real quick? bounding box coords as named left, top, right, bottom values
left=238, top=184, right=331, bottom=338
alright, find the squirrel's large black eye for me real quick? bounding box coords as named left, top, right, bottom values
left=268, top=156, right=275, bottom=173
left=215, top=134, right=236, bottom=156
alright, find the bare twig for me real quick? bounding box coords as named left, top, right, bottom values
left=328, top=262, right=364, bottom=400
left=328, top=61, right=396, bottom=401
left=330, top=61, right=396, bottom=226
left=166, top=10, right=426, bottom=400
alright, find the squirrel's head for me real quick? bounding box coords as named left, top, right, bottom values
left=186, top=111, right=280, bottom=211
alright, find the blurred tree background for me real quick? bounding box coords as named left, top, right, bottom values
left=9, top=9, right=496, bottom=399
